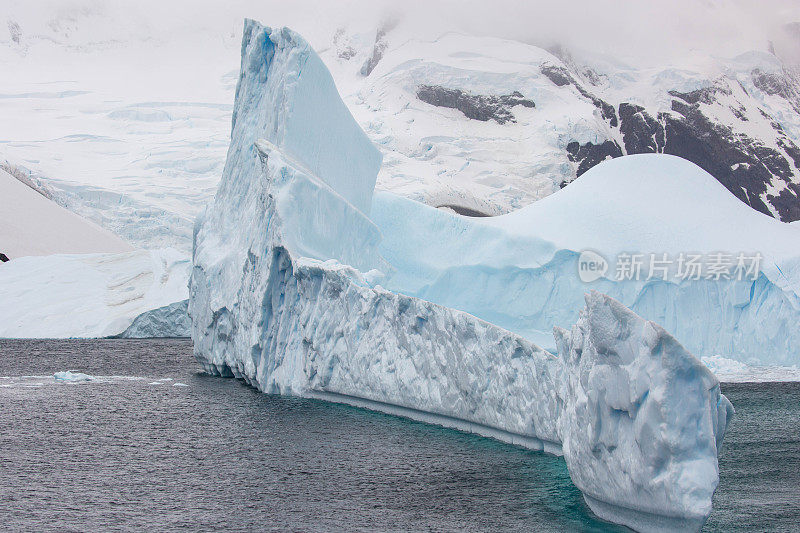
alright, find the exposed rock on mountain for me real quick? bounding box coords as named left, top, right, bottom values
left=416, top=85, right=535, bottom=124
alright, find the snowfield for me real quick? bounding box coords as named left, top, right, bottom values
left=0, top=249, right=190, bottom=338
left=190, top=21, right=733, bottom=532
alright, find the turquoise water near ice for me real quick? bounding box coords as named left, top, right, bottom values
left=0, top=339, right=796, bottom=531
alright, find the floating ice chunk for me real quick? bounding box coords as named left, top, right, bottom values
left=554, top=291, right=733, bottom=532
left=54, top=371, right=93, bottom=382
left=172, top=383, right=188, bottom=387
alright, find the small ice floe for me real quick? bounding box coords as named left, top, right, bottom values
left=702, top=355, right=800, bottom=382
left=172, top=382, right=188, bottom=387
left=54, top=371, right=94, bottom=383
left=147, top=381, right=163, bottom=385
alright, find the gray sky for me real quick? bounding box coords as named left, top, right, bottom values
left=5, top=0, right=800, bottom=65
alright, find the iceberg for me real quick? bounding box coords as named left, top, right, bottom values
left=190, top=20, right=734, bottom=532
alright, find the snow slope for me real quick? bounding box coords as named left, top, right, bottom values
left=190, top=21, right=732, bottom=532
left=0, top=3, right=238, bottom=251
left=0, top=249, right=189, bottom=338
left=0, top=168, right=132, bottom=258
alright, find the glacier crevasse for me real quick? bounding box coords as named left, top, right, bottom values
left=190, top=20, right=733, bottom=532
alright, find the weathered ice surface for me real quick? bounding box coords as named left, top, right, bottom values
left=555, top=292, right=733, bottom=532
left=190, top=20, right=732, bottom=532
left=117, top=300, right=190, bottom=338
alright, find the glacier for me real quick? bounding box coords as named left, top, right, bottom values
left=190, top=20, right=734, bottom=532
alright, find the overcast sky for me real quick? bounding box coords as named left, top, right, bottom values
left=4, top=0, right=800, bottom=65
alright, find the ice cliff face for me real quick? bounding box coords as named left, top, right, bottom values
left=118, top=300, right=191, bottom=338
left=555, top=293, right=733, bottom=532
left=190, top=20, right=732, bottom=532
left=372, top=154, right=800, bottom=367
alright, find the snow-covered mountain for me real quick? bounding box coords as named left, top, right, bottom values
left=326, top=25, right=800, bottom=221
left=3, top=1, right=800, bottom=256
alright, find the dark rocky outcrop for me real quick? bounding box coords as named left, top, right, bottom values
left=360, top=20, right=398, bottom=76
left=541, top=65, right=572, bottom=87
left=618, top=103, right=665, bottom=154
left=751, top=68, right=800, bottom=114
left=416, top=85, right=535, bottom=124
left=668, top=85, right=730, bottom=106
left=360, top=29, right=387, bottom=76
left=610, top=91, right=800, bottom=220
left=663, top=93, right=800, bottom=219
left=0, top=253, right=9, bottom=262
left=566, top=139, right=623, bottom=177
left=436, top=204, right=492, bottom=217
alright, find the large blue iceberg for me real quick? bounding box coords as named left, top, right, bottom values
left=190, top=20, right=741, bottom=532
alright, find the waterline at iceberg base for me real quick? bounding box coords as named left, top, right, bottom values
left=190, top=20, right=733, bottom=532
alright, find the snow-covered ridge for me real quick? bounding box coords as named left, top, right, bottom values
left=331, top=29, right=800, bottom=221
left=190, top=21, right=732, bottom=531
left=0, top=167, right=132, bottom=258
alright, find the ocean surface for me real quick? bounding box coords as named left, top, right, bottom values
left=0, top=339, right=797, bottom=532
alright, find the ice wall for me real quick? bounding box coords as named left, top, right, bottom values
left=191, top=20, right=731, bottom=532
left=371, top=155, right=800, bottom=366
left=118, top=300, right=191, bottom=338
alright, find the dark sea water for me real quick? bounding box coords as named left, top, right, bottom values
left=0, top=339, right=797, bottom=532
